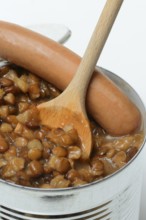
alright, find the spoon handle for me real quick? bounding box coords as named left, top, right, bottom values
left=66, top=0, right=124, bottom=99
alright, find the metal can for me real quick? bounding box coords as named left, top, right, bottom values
left=0, top=67, right=145, bottom=220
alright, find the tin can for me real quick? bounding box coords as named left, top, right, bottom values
left=0, top=67, right=145, bottom=220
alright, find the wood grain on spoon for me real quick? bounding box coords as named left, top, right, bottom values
left=38, top=0, right=124, bottom=160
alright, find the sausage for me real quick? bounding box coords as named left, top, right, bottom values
left=0, top=20, right=141, bottom=136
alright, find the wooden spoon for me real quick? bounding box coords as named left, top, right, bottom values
left=38, top=0, right=124, bottom=160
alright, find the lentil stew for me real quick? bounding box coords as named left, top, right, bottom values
left=0, top=63, right=144, bottom=188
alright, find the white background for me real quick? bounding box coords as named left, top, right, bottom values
left=0, top=0, right=146, bottom=219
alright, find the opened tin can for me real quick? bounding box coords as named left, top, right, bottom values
left=0, top=67, right=145, bottom=220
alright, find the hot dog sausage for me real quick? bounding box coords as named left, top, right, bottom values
left=0, top=20, right=141, bottom=136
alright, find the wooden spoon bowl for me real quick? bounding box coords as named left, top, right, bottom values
left=38, top=98, right=92, bottom=160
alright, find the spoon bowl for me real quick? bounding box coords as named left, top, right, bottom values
left=38, top=95, right=92, bottom=160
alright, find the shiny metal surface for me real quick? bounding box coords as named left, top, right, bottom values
left=0, top=66, right=145, bottom=220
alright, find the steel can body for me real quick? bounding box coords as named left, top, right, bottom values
left=0, top=67, right=145, bottom=220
